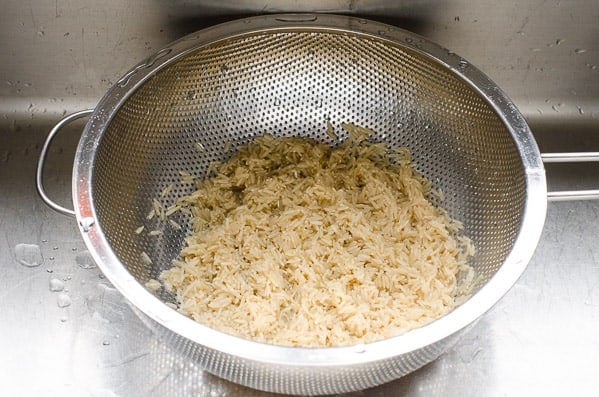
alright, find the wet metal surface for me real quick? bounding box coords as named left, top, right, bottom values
left=1, top=0, right=598, bottom=395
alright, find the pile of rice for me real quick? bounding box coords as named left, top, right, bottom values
left=159, top=123, right=474, bottom=347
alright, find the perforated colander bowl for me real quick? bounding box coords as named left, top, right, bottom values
left=42, top=14, right=548, bottom=395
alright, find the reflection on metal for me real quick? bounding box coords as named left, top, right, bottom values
left=1, top=0, right=598, bottom=395
left=36, top=110, right=93, bottom=217
left=542, top=152, right=599, bottom=200
left=542, top=152, right=599, bottom=163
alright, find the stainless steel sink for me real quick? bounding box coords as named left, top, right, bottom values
left=1, top=1, right=597, bottom=396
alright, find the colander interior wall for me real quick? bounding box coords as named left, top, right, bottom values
left=93, top=30, right=526, bottom=295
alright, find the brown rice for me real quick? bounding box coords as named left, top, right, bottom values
left=159, top=124, right=474, bottom=347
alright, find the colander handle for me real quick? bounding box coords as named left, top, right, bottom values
left=36, top=109, right=94, bottom=217
left=542, top=152, right=599, bottom=201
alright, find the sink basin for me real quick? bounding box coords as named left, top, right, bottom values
left=1, top=1, right=597, bottom=396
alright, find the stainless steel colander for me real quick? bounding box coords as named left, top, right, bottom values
left=35, top=13, right=599, bottom=395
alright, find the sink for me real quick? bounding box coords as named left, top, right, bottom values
left=1, top=1, right=597, bottom=396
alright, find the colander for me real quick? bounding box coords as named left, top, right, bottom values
left=36, top=14, right=599, bottom=395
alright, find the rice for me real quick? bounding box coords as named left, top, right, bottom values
left=195, top=142, right=206, bottom=153
left=160, top=183, right=174, bottom=198
left=168, top=219, right=182, bottom=230
left=145, top=278, right=161, bottom=291
left=159, top=124, right=474, bottom=347
left=326, top=120, right=338, bottom=140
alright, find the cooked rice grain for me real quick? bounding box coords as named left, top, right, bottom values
left=160, top=127, right=474, bottom=347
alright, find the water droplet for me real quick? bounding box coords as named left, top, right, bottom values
left=46, top=268, right=53, bottom=273
left=577, top=106, right=584, bottom=115
left=76, top=250, right=96, bottom=269
left=71, top=247, right=77, bottom=252
left=457, top=343, right=483, bottom=364
left=556, top=38, right=564, bottom=46
left=49, top=256, right=55, bottom=261
left=454, top=16, right=460, bottom=22
left=574, top=48, right=587, bottom=54
left=41, top=239, right=47, bottom=243
left=220, top=64, right=229, bottom=74
left=57, top=293, right=71, bottom=308
left=274, top=98, right=281, bottom=106
left=60, top=316, right=68, bottom=322
left=531, top=48, right=542, bottom=52
left=404, top=37, right=413, bottom=43
left=53, top=246, right=58, bottom=250
left=14, top=243, right=43, bottom=267
left=102, top=340, right=110, bottom=346
left=358, top=19, right=368, bottom=24
left=97, top=282, right=116, bottom=292
left=49, top=278, right=65, bottom=292
left=377, top=30, right=387, bottom=36
left=551, top=105, right=559, bottom=112
left=458, top=60, right=469, bottom=69
left=80, top=217, right=95, bottom=232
